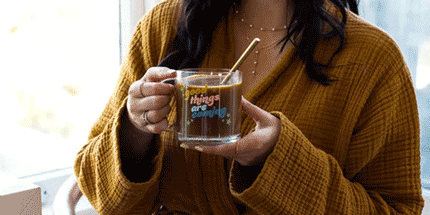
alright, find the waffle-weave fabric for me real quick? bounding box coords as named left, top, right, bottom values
left=74, top=0, right=424, bottom=214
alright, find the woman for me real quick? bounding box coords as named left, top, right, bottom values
left=74, top=0, right=424, bottom=214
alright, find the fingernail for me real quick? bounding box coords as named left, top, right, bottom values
left=195, top=145, right=203, bottom=152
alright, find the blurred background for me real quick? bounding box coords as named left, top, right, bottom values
left=357, top=0, right=430, bottom=182
left=0, top=0, right=120, bottom=177
left=0, top=0, right=429, bottom=213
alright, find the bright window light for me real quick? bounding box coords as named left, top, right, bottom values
left=0, top=0, right=119, bottom=177
left=416, top=39, right=430, bottom=90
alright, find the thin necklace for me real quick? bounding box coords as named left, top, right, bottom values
left=236, top=10, right=288, bottom=32
left=246, top=36, right=283, bottom=75
left=234, top=15, right=287, bottom=75
left=233, top=4, right=293, bottom=75
left=233, top=4, right=294, bottom=32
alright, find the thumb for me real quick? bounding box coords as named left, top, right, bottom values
left=241, top=96, right=274, bottom=127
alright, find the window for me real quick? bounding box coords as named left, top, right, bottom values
left=120, top=0, right=161, bottom=60
left=0, top=0, right=162, bottom=179
left=0, top=0, right=159, bottom=213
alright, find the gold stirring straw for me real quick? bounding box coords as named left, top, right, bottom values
left=221, top=38, right=260, bottom=85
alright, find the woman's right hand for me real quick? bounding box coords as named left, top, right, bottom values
left=127, top=67, right=176, bottom=134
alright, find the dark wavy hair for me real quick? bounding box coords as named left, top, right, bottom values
left=159, top=0, right=359, bottom=86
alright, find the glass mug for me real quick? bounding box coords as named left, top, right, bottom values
left=162, top=68, right=242, bottom=146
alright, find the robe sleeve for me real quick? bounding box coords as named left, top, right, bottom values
left=230, top=51, right=424, bottom=215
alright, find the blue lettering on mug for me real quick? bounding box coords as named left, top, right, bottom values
left=191, top=107, right=227, bottom=119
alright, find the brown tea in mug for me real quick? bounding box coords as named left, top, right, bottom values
left=175, top=75, right=242, bottom=145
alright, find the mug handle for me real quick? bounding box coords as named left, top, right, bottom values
left=161, top=78, right=176, bottom=86
left=161, top=78, right=177, bottom=133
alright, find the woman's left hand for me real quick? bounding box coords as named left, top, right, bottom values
left=180, top=97, right=281, bottom=166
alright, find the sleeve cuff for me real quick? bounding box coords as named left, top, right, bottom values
left=229, top=110, right=331, bottom=213
left=113, top=98, right=165, bottom=190
left=229, top=111, right=288, bottom=194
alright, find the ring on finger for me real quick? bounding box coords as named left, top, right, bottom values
left=143, top=110, right=155, bottom=125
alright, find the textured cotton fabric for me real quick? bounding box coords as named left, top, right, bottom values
left=74, top=0, right=424, bottom=214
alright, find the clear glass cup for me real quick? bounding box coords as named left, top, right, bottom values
left=163, top=68, right=242, bottom=146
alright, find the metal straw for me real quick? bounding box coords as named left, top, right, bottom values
left=220, top=38, right=260, bottom=85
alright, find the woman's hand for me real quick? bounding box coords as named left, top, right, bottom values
left=181, top=97, right=281, bottom=166
left=127, top=67, right=176, bottom=134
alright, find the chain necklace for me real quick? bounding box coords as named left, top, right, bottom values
left=235, top=10, right=289, bottom=32
left=246, top=37, right=283, bottom=75
left=233, top=4, right=294, bottom=75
